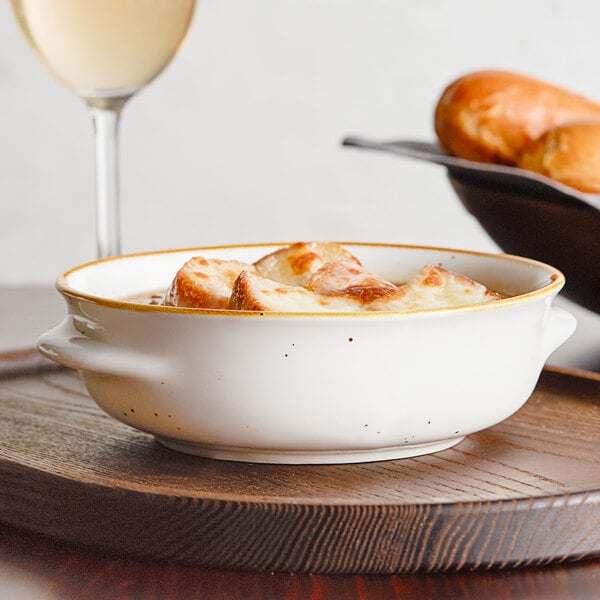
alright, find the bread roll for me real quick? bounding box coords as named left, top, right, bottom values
left=518, top=120, right=600, bottom=193
left=434, top=70, right=600, bottom=165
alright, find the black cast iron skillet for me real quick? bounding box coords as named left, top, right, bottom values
left=343, top=137, right=600, bottom=314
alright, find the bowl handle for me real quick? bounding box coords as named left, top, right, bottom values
left=541, top=304, right=577, bottom=361
left=37, top=317, right=164, bottom=379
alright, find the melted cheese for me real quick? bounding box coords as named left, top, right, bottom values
left=162, top=243, right=503, bottom=313
left=163, top=257, right=256, bottom=309
left=254, top=242, right=361, bottom=287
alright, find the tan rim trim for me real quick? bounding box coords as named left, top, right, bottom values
left=56, top=242, right=566, bottom=318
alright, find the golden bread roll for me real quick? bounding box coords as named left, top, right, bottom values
left=517, top=120, right=600, bottom=193
left=434, top=70, right=600, bottom=165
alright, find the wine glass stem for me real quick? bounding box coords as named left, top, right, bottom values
left=88, top=99, right=127, bottom=259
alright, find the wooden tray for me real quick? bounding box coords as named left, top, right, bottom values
left=0, top=364, right=599, bottom=574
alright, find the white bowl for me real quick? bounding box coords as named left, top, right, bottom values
left=38, top=243, right=576, bottom=464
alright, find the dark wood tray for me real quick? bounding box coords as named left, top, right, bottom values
left=0, top=362, right=599, bottom=574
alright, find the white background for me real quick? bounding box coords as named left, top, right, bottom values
left=1, top=0, right=599, bottom=367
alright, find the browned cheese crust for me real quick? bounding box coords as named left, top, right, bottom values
left=254, top=242, right=361, bottom=287
left=163, top=257, right=256, bottom=309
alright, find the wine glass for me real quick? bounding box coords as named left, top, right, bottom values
left=11, top=0, right=196, bottom=258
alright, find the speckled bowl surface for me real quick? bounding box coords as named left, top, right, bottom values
left=38, top=242, right=575, bottom=464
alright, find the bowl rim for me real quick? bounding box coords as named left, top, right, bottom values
left=56, top=241, right=566, bottom=318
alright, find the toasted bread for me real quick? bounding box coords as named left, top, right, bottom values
left=163, top=245, right=503, bottom=313
left=163, top=257, right=256, bottom=309
left=254, top=242, right=361, bottom=287
left=306, top=259, right=396, bottom=292
left=228, top=270, right=368, bottom=312
left=369, top=265, right=503, bottom=311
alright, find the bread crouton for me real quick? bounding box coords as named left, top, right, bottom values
left=254, top=242, right=361, bottom=287
left=305, top=258, right=399, bottom=304
left=228, top=270, right=368, bottom=312
left=161, top=244, right=504, bottom=313
left=306, top=258, right=396, bottom=292
left=163, top=257, right=256, bottom=309
left=368, top=265, right=503, bottom=311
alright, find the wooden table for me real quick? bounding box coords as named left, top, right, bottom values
left=1, top=286, right=599, bottom=599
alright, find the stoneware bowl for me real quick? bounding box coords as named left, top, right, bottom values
left=38, top=243, right=576, bottom=464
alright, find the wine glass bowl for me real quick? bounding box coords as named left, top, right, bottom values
left=11, top=0, right=197, bottom=258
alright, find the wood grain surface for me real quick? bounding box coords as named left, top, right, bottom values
left=0, top=524, right=600, bottom=600
left=1, top=522, right=599, bottom=600
left=0, top=366, right=599, bottom=574
left=0, top=347, right=62, bottom=379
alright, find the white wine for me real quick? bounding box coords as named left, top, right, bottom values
left=11, top=0, right=197, bottom=258
left=11, top=0, right=196, bottom=98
